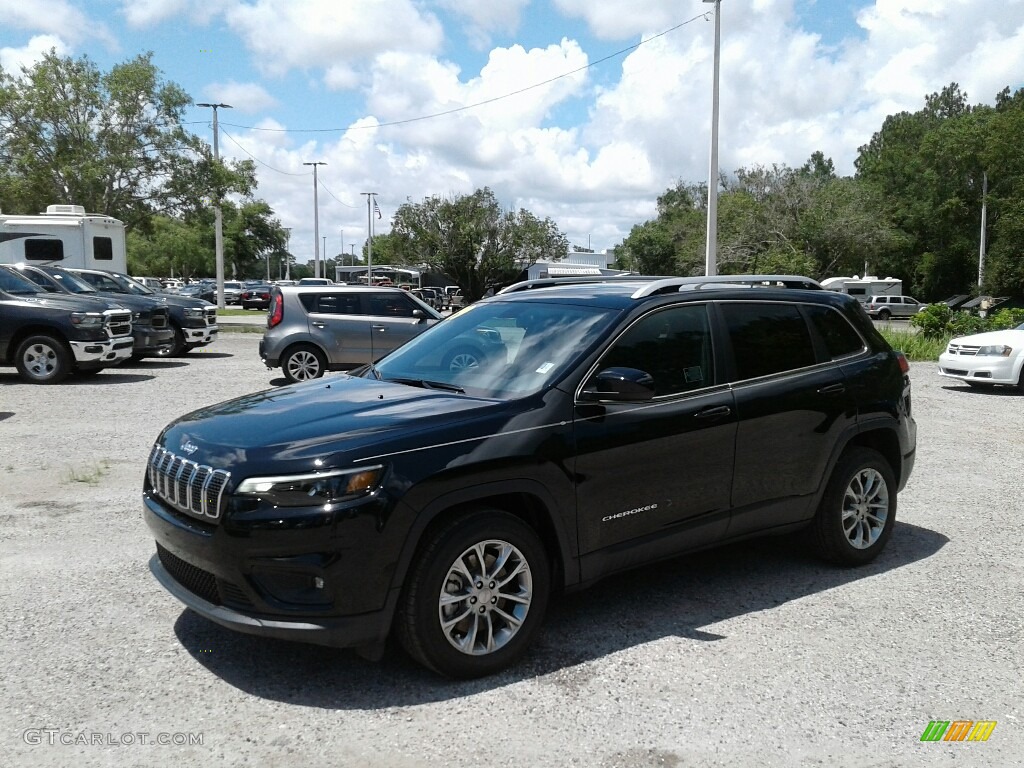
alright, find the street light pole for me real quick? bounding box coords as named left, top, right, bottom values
left=703, top=0, right=721, bottom=277
left=196, top=102, right=233, bottom=307
left=303, top=161, right=326, bottom=278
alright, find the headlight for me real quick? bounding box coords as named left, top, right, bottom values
left=183, top=308, right=205, bottom=319
left=70, top=312, right=104, bottom=327
left=977, top=345, right=1012, bottom=357
left=235, top=466, right=384, bottom=507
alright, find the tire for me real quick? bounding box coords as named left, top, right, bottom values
left=808, top=447, right=896, bottom=565
left=877, top=309, right=891, bottom=321
left=441, top=346, right=485, bottom=372
left=282, top=344, right=326, bottom=383
left=15, top=334, right=72, bottom=384
left=157, top=326, right=186, bottom=357
left=397, top=510, right=551, bottom=678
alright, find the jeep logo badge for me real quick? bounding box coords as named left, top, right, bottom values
left=180, top=440, right=198, bottom=456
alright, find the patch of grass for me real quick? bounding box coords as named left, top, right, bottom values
left=218, top=308, right=264, bottom=316
left=66, top=460, right=111, bottom=485
left=219, top=325, right=265, bottom=334
left=878, top=328, right=949, bottom=361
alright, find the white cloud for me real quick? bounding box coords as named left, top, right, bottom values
left=0, top=0, right=115, bottom=48
left=201, top=81, right=279, bottom=113
left=224, top=0, right=444, bottom=85
left=553, top=0, right=681, bottom=40
left=0, top=34, right=70, bottom=74
left=437, top=0, right=530, bottom=49
left=120, top=0, right=233, bottom=28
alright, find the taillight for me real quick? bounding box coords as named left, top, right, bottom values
left=895, top=350, right=910, bottom=374
left=268, top=292, right=283, bottom=328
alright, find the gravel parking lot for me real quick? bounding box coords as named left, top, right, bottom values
left=2, top=332, right=1021, bottom=767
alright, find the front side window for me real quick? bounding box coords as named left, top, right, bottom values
left=595, top=304, right=714, bottom=397
left=25, top=239, right=64, bottom=261
left=721, top=302, right=816, bottom=380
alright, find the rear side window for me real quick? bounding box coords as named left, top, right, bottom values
left=301, top=292, right=362, bottom=315
left=25, top=239, right=64, bottom=261
left=598, top=304, right=714, bottom=396
left=721, top=302, right=816, bottom=380
left=93, top=237, right=113, bottom=260
left=805, top=305, right=865, bottom=359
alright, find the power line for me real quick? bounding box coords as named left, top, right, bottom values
left=219, top=128, right=308, bottom=176
left=216, top=15, right=706, bottom=134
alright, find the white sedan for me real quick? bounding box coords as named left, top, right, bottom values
left=938, top=322, right=1024, bottom=389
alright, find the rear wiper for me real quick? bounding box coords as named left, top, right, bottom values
left=386, top=377, right=464, bottom=394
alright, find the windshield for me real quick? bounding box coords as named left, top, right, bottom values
left=41, top=267, right=97, bottom=294
left=370, top=299, right=616, bottom=398
left=0, top=266, right=44, bottom=295
left=116, top=273, right=154, bottom=295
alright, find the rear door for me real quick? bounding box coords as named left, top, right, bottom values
left=302, top=291, right=372, bottom=366
left=718, top=300, right=857, bottom=535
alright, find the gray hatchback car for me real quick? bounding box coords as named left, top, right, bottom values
left=261, top=285, right=443, bottom=382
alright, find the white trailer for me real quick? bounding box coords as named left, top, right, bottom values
left=820, top=275, right=902, bottom=303
left=0, top=204, right=128, bottom=273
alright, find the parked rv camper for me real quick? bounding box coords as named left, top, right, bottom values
left=0, top=205, right=128, bottom=273
left=820, top=275, right=902, bottom=303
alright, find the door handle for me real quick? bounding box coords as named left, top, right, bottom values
left=694, top=405, right=731, bottom=419
left=311, top=321, right=326, bottom=328
left=817, top=383, right=846, bottom=395
left=372, top=325, right=386, bottom=332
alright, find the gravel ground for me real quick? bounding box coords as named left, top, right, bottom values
left=1, top=332, right=1021, bottom=768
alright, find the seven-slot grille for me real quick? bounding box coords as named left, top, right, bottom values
left=104, top=310, right=132, bottom=339
left=148, top=444, right=230, bottom=520
left=946, top=343, right=979, bottom=356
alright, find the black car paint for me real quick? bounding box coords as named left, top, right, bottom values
left=143, top=286, right=916, bottom=652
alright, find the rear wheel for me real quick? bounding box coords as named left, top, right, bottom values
left=15, top=335, right=72, bottom=384
left=397, top=510, right=550, bottom=678
left=282, top=344, right=326, bottom=383
left=808, top=447, right=896, bottom=565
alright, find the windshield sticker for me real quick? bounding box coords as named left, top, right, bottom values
left=535, top=362, right=555, bottom=374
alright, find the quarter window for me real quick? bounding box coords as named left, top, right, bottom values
left=805, top=305, right=865, bottom=359
left=366, top=293, right=415, bottom=317
left=721, top=302, right=816, bottom=380
left=597, top=305, right=714, bottom=396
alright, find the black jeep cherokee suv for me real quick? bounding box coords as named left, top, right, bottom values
left=143, top=275, right=917, bottom=678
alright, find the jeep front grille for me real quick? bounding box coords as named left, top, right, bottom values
left=148, top=445, right=230, bottom=521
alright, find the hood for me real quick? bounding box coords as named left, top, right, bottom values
left=159, top=375, right=510, bottom=473
left=15, top=293, right=125, bottom=313
left=951, top=328, right=1024, bottom=346
left=162, top=294, right=213, bottom=309
left=86, top=291, right=166, bottom=312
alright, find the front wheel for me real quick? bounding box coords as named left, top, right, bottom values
left=877, top=309, right=891, bottom=321
left=282, top=344, right=326, bottom=383
left=15, top=335, right=72, bottom=384
left=441, top=346, right=485, bottom=372
left=807, top=447, right=896, bottom=565
left=157, top=326, right=187, bottom=357
left=397, top=510, right=550, bottom=678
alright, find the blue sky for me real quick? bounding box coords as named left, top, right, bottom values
left=2, top=0, right=1023, bottom=260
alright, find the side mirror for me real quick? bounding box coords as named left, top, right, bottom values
left=580, top=367, right=656, bottom=402
left=412, top=309, right=428, bottom=323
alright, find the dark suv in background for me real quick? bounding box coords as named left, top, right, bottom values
left=143, top=275, right=917, bottom=678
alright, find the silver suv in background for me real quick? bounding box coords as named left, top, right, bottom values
left=865, top=295, right=924, bottom=320
left=261, top=285, right=443, bottom=382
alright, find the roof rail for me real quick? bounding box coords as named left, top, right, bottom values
left=497, top=275, right=643, bottom=295
left=630, top=275, right=822, bottom=299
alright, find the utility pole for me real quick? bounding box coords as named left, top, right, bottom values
left=284, top=227, right=292, bottom=280
left=303, top=161, right=326, bottom=278
left=702, top=0, right=721, bottom=276
left=323, top=236, right=327, bottom=280
left=197, top=102, right=232, bottom=308
left=361, top=192, right=378, bottom=283
left=978, top=171, right=988, bottom=288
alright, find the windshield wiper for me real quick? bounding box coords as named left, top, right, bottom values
left=386, top=377, right=464, bottom=394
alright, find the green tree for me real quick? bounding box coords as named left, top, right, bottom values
left=390, top=187, right=568, bottom=301
left=0, top=50, right=255, bottom=229
left=126, top=216, right=212, bottom=279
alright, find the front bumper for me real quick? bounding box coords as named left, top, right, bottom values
left=182, top=324, right=219, bottom=347
left=69, top=336, right=134, bottom=365
left=133, top=326, right=176, bottom=356
left=938, top=353, right=1021, bottom=385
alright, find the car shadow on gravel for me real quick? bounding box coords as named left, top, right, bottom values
left=181, top=352, right=234, bottom=359
left=172, top=520, right=947, bottom=706
left=940, top=384, right=1022, bottom=396
left=116, top=360, right=189, bottom=370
